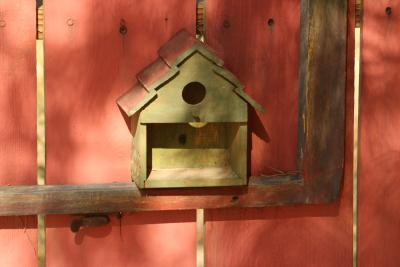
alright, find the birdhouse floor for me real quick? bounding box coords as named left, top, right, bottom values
left=146, top=167, right=244, bottom=188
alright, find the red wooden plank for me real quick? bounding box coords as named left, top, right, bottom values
left=205, top=0, right=353, bottom=266
left=206, top=0, right=300, bottom=176
left=45, top=0, right=196, bottom=266
left=45, top=0, right=196, bottom=184
left=46, top=212, right=196, bottom=267
left=0, top=216, right=37, bottom=267
left=360, top=1, right=400, bottom=266
left=0, top=0, right=36, bottom=185
left=0, top=0, right=38, bottom=266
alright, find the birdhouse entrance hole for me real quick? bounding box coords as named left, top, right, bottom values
left=182, top=81, right=206, bottom=105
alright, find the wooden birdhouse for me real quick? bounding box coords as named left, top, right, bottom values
left=117, top=30, right=264, bottom=189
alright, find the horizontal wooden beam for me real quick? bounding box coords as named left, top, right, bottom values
left=0, top=176, right=310, bottom=216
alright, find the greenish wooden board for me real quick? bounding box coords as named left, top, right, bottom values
left=152, top=149, right=230, bottom=169
left=140, top=53, right=248, bottom=124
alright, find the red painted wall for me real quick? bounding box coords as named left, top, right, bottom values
left=45, top=0, right=196, bottom=184
left=0, top=0, right=37, bottom=266
left=206, top=0, right=300, bottom=176
left=0, top=0, right=357, bottom=266
left=360, top=1, right=400, bottom=266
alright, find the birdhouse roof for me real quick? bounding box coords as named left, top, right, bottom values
left=117, top=29, right=264, bottom=118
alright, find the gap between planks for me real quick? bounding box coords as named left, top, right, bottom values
left=36, top=2, right=46, bottom=267
left=353, top=0, right=362, bottom=263
left=196, top=209, right=205, bottom=267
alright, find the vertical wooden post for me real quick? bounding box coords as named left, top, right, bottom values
left=196, top=209, right=205, bottom=267
left=353, top=0, right=362, bottom=266
left=36, top=1, right=46, bottom=266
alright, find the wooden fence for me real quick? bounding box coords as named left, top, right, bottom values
left=0, top=0, right=399, bottom=266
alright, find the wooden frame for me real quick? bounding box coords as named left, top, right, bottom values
left=0, top=0, right=347, bottom=216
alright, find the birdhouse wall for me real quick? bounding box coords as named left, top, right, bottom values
left=140, top=52, right=248, bottom=124
left=133, top=122, right=247, bottom=188
left=131, top=121, right=148, bottom=188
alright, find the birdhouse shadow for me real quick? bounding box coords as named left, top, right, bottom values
left=73, top=222, right=113, bottom=245
left=247, top=106, right=271, bottom=179
left=118, top=106, right=133, bottom=133
left=249, top=107, right=270, bottom=143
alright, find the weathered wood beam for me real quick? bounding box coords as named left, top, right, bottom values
left=0, top=177, right=306, bottom=216
left=299, top=0, right=347, bottom=202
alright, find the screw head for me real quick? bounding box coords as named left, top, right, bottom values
left=267, top=18, right=275, bottom=27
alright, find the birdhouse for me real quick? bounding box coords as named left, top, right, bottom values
left=117, top=30, right=264, bottom=189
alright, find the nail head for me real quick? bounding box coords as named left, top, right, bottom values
left=223, top=19, right=230, bottom=28
left=119, top=25, right=127, bottom=35
left=268, top=18, right=275, bottom=27
left=67, top=18, right=74, bottom=26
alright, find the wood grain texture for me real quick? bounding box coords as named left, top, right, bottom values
left=0, top=0, right=350, bottom=213
left=0, top=0, right=37, bottom=185
left=206, top=0, right=301, bottom=177
left=0, top=216, right=38, bottom=267
left=46, top=212, right=196, bottom=267
left=300, top=0, right=347, bottom=202
left=0, top=179, right=306, bottom=216
left=36, top=38, right=46, bottom=267
left=196, top=209, right=205, bottom=267
left=204, top=0, right=353, bottom=266
left=45, top=0, right=196, bottom=184
left=0, top=1, right=354, bottom=267
left=0, top=1, right=38, bottom=266
left=43, top=1, right=196, bottom=266
left=360, top=1, right=400, bottom=266
left=206, top=0, right=347, bottom=204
